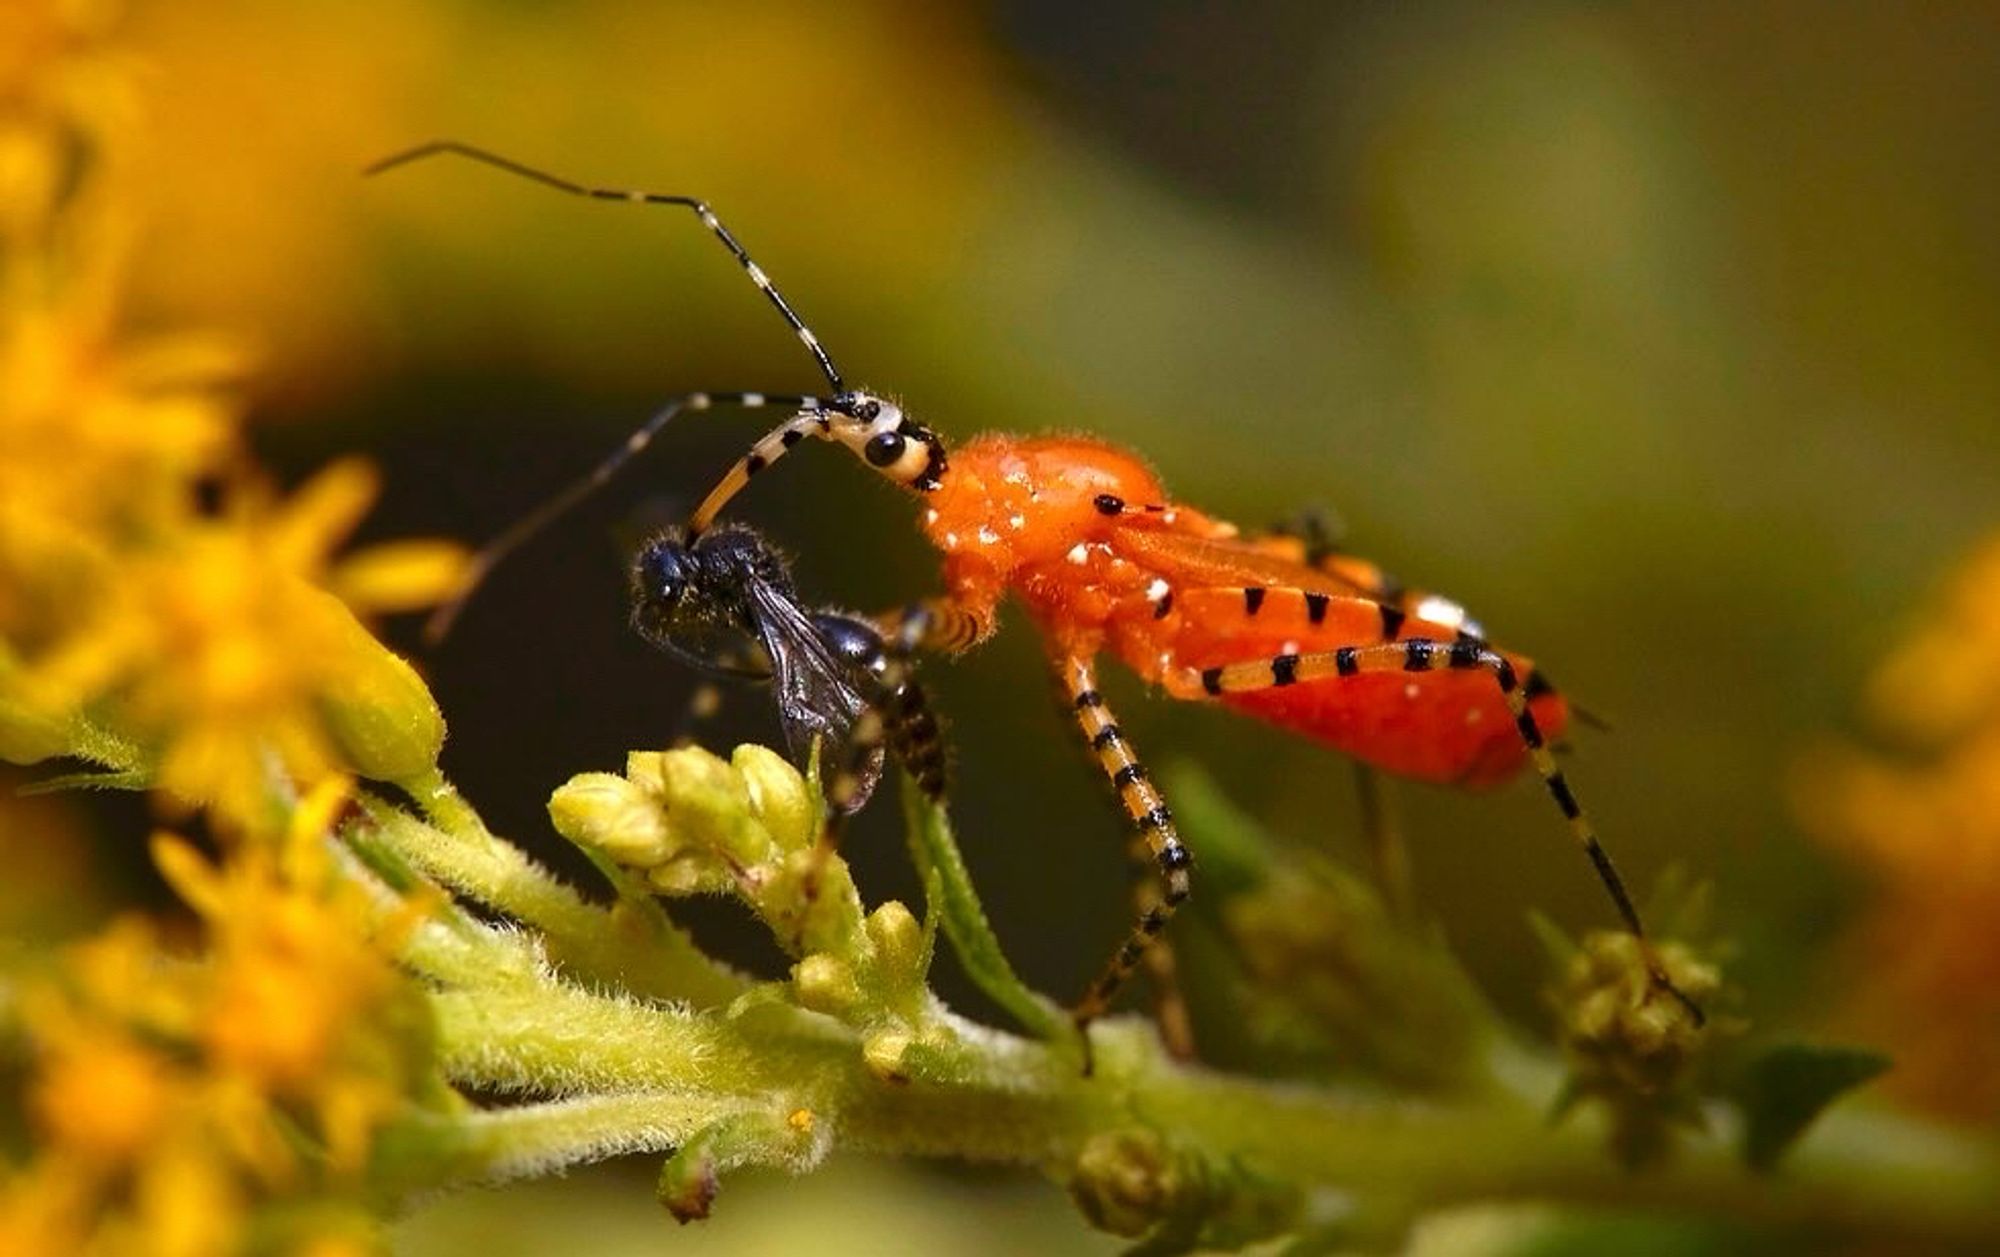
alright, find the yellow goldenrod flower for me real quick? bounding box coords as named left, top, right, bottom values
left=29, top=1025, right=180, bottom=1163
left=1861, top=535, right=2000, bottom=747
left=18, top=462, right=460, bottom=824
left=4, top=778, right=435, bottom=1252
left=0, top=0, right=138, bottom=246
left=0, top=280, right=242, bottom=551
left=153, top=778, right=424, bottom=1099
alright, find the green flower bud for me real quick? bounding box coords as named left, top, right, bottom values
left=1556, top=932, right=1717, bottom=1097
left=649, top=746, right=773, bottom=868
left=792, top=954, right=860, bottom=1015
left=1069, top=1129, right=1182, bottom=1238
left=1551, top=931, right=1724, bottom=1167
left=733, top=743, right=818, bottom=852
left=315, top=603, right=445, bottom=783
left=549, top=772, right=673, bottom=867
left=865, top=901, right=925, bottom=980
left=862, top=1029, right=912, bottom=1083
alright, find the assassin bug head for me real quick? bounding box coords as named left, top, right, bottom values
left=686, top=390, right=948, bottom=536
left=366, top=141, right=948, bottom=640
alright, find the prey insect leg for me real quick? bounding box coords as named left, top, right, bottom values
left=815, top=611, right=948, bottom=844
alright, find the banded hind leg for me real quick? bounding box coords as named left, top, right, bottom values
left=1057, top=655, right=1195, bottom=1056
left=1179, top=635, right=1702, bottom=1024
left=1044, top=667, right=1196, bottom=1058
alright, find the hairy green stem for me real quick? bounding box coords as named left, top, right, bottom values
left=357, top=764, right=2000, bottom=1247
left=377, top=773, right=746, bottom=1006
left=406, top=958, right=2000, bottom=1246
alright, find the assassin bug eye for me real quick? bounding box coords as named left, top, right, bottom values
left=863, top=431, right=907, bottom=468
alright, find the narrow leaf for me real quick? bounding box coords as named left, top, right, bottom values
left=900, top=775, right=1068, bottom=1041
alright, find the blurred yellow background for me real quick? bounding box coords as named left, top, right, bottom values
left=20, top=2, right=2000, bottom=1249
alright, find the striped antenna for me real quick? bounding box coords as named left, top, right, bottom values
left=366, top=140, right=845, bottom=394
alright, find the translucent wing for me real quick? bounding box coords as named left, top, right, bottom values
left=739, top=578, right=885, bottom=812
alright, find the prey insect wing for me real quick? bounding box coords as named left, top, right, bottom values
left=739, top=578, right=886, bottom=810
left=629, top=526, right=898, bottom=815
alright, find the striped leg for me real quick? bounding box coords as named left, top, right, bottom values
left=1058, top=656, right=1195, bottom=1056
left=876, top=595, right=994, bottom=656
left=422, top=391, right=830, bottom=643
left=1123, top=833, right=1197, bottom=1060
left=1185, top=637, right=1703, bottom=1024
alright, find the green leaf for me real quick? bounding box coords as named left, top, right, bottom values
left=1735, top=1042, right=1891, bottom=1171
left=899, top=775, right=1068, bottom=1042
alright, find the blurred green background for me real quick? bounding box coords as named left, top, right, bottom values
left=86, top=0, right=2000, bottom=1249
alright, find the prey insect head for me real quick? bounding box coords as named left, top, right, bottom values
left=628, top=525, right=792, bottom=657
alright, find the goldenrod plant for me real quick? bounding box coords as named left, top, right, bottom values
left=7, top=5, right=2000, bottom=1255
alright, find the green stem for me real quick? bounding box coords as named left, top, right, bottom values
left=364, top=765, right=2000, bottom=1248
left=408, top=963, right=2000, bottom=1247
left=378, top=773, right=746, bottom=1006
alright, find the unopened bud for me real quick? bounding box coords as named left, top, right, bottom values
left=866, top=901, right=925, bottom=978
left=549, top=772, right=674, bottom=867
left=315, top=600, right=445, bottom=783
left=733, top=743, right=817, bottom=852
left=1069, top=1129, right=1181, bottom=1238
left=862, top=1029, right=912, bottom=1083
left=793, top=954, right=860, bottom=1015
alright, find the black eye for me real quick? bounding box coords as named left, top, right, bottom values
left=854, top=399, right=882, bottom=421
left=863, top=431, right=906, bottom=467
left=635, top=542, right=690, bottom=603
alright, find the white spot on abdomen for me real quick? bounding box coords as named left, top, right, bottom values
left=1415, top=594, right=1468, bottom=629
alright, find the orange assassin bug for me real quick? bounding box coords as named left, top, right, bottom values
left=372, top=142, right=1702, bottom=1042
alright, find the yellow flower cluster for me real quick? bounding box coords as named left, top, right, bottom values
left=1, top=781, right=438, bottom=1257
left=3, top=6, right=462, bottom=1251
left=0, top=1, right=464, bottom=828
left=1795, top=535, right=2000, bottom=1120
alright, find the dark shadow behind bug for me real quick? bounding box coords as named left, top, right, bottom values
left=628, top=524, right=947, bottom=822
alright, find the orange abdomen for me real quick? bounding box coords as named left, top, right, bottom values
left=1155, top=588, right=1567, bottom=788
left=1217, top=670, right=1567, bottom=787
